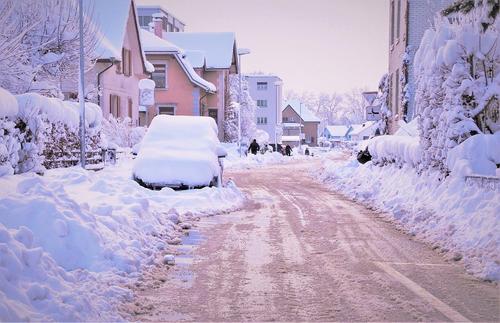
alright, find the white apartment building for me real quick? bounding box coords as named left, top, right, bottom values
left=245, top=75, right=283, bottom=144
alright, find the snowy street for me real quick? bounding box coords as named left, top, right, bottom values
left=123, top=158, right=499, bottom=322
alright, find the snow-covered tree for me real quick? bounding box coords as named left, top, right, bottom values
left=224, top=75, right=256, bottom=142
left=414, top=0, right=499, bottom=173
left=101, top=115, right=147, bottom=148
left=315, top=92, right=343, bottom=125
left=376, top=74, right=391, bottom=135
left=0, top=0, right=99, bottom=97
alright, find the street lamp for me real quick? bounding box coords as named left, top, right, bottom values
left=237, top=48, right=250, bottom=157
left=78, top=0, right=86, bottom=168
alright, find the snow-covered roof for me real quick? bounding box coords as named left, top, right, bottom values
left=324, top=125, right=350, bottom=137
left=349, top=121, right=376, bottom=136
left=91, top=0, right=131, bottom=60
left=166, top=32, right=237, bottom=69
left=140, top=30, right=215, bottom=93
left=282, top=122, right=302, bottom=128
left=184, top=50, right=206, bottom=68
left=140, top=29, right=182, bottom=52
left=282, top=100, right=321, bottom=123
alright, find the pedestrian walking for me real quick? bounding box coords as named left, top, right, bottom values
left=248, top=139, right=260, bottom=155
left=285, top=144, right=292, bottom=156
left=305, top=147, right=310, bottom=156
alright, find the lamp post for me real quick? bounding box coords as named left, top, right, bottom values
left=78, top=0, right=86, bottom=168
left=237, top=48, right=250, bottom=157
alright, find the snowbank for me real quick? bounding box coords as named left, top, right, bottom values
left=0, top=155, right=245, bottom=321
left=447, top=133, right=500, bottom=178
left=317, top=158, right=500, bottom=281
left=16, top=93, right=102, bottom=130
left=133, top=116, right=222, bottom=187
left=0, top=87, right=18, bottom=118
left=367, top=135, right=422, bottom=167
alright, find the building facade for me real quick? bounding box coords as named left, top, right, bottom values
left=245, top=75, right=283, bottom=145
left=282, top=101, right=320, bottom=147
left=388, top=0, right=453, bottom=133
left=136, top=5, right=185, bottom=34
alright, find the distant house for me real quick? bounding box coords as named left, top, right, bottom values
left=322, top=125, right=351, bottom=141
left=140, top=28, right=216, bottom=126
left=164, top=32, right=239, bottom=138
left=62, top=0, right=150, bottom=126
left=282, top=100, right=321, bottom=146
left=245, top=75, right=283, bottom=145
left=348, top=121, right=377, bottom=141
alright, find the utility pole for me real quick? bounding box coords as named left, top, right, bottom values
left=78, top=0, right=86, bottom=168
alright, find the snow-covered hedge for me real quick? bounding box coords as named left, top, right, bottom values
left=0, top=87, right=103, bottom=176
left=366, top=135, right=422, bottom=168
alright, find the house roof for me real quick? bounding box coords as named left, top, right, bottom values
left=91, top=0, right=148, bottom=73
left=324, top=125, right=350, bottom=137
left=349, top=121, right=376, bottom=136
left=282, top=100, right=321, bottom=123
left=166, top=32, right=237, bottom=69
left=184, top=50, right=206, bottom=68
left=140, top=30, right=216, bottom=92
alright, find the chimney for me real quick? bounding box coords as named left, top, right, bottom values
left=151, top=13, right=163, bottom=38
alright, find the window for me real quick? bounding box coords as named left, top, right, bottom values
left=152, top=64, right=167, bottom=88
left=122, top=48, right=131, bottom=76
left=396, top=0, right=401, bottom=40
left=110, top=94, right=120, bottom=118
left=257, top=117, right=268, bottom=125
left=394, top=69, right=399, bottom=114
left=283, top=116, right=294, bottom=122
left=257, top=100, right=267, bottom=108
left=208, top=109, right=218, bottom=124
left=158, top=106, right=175, bottom=115
left=162, top=17, right=168, bottom=31
left=139, top=16, right=152, bottom=28
left=390, top=0, right=394, bottom=45
left=139, top=111, right=147, bottom=126
left=257, top=82, right=268, bottom=90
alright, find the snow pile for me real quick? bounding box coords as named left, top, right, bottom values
left=366, top=135, right=422, bottom=168
left=133, top=116, right=223, bottom=187
left=317, top=158, right=500, bottom=281
left=222, top=143, right=310, bottom=170
left=0, top=87, right=18, bottom=118
left=0, top=156, right=245, bottom=321
left=447, top=133, right=500, bottom=178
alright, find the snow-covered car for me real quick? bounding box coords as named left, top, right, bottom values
left=132, top=115, right=227, bottom=189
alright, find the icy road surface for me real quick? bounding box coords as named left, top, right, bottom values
left=123, top=159, right=499, bottom=322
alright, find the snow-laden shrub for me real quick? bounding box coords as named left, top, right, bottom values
left=367, top=135, right=422, bottom=168
left=414, top=0, right=499, bottom=173
left=101, top=115, right=146, bottom=148
left=0, top=87, right=21, bottom=176
left=224, top=75, right=256, bottom=142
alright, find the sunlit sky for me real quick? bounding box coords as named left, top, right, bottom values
left=136, top=0, right=389, bottom=94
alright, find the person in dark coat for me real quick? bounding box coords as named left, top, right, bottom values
left=285, top=145, right=292, bottom=156
left=248, top=139, right=260, bottom=155
left=305, top=147, right=310, bottom=156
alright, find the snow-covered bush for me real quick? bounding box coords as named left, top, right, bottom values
left=0, top=87, right=21, bottom=176
left=367, top=135, right=422, bottom=168
left=224, top=75, right=256, bottom=142
left=375, top=74, right=391, bottom=135
left=101, top=115, right=146, bottom=148
left=414, top=0, right=499, bottom=173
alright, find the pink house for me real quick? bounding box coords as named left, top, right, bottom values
left=63, top=0, right=150, bottom=126
left=139, top=27, right=216, bottom=127
left=148, top=22, right=239, bottom=138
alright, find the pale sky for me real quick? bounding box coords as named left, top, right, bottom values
left=136, top=0, right=389, bottom=94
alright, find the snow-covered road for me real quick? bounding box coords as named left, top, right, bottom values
left=123, top=159, right=499, bottom=322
